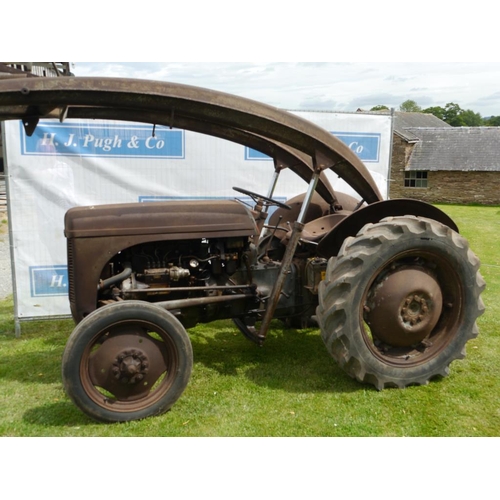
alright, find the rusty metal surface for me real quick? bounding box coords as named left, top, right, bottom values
left=158, top=293, right=248, bottom=310
left=65, top=199, right=258, bottom=323
left=316, top=198, right=460, bottom=258
left=365, top=267, right=443, bottom=347
left=82, top=318, right=176, bottom=408
left=88, top=331, right=168, bottom=400
left=0, top=76, right=383, bottom=204
left=65, top=199, right=258, bottom=239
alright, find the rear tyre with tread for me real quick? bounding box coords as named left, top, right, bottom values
left=317, top=216, right=485, bottom=390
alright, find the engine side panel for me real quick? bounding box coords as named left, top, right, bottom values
left=66, top=200, right=258, bottom=323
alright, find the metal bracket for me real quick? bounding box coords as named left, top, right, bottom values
left=22, top=116, right=39, bottom=137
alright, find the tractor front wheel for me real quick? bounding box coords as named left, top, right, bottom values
left=62, top=301, right=193, bottom=422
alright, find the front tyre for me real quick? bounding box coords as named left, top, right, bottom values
left=62, top=301, right=193, bottom=422
left=317, top=216, right=485, bottom=390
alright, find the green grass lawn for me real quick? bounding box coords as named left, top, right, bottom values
left=0, top=204, right=499, bottom=437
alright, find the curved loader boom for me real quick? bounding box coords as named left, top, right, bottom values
left=0, top=76, right=383, bottom=204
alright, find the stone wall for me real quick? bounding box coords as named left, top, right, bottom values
left=388, top=135, right=415, bottom=199
left=388, top=135, right=500, bottom=205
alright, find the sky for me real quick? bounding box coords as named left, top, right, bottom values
left=73, top=62, right=500, bottom=118
left=8, top=1, right=498, bottom=119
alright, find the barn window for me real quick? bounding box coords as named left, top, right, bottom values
left=404, top=171, right=428, bottom=188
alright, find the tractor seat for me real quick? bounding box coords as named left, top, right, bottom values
left=299, top=213, right=349, bottom=243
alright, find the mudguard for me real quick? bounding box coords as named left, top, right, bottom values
left=317, top=199, right=459, bottom=258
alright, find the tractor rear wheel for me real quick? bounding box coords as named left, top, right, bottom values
left=316, top=216, right=485, bottom=390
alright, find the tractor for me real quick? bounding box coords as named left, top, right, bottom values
left=0, top=76, right=485, bottom=422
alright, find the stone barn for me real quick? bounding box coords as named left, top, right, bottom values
left=388, top=113, right=500, bottom=205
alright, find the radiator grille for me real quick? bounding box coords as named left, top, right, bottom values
left=67, top=238, right=75, bottom=306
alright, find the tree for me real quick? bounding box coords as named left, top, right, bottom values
left=442, top=102, right=464, bottom=126
left=422, top=106, right=446, bottom=121
left=484, top=116, right=500, bottom=126
left=460, top=109, right=483, bottom=127
left=423, top=103, right=484, bottom=126
left=399, top=100, right=421, bottom=112
left=370, top=105, right=389, bottom=111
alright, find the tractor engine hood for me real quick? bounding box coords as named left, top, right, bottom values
left=64, top=199, right=258, bottom=240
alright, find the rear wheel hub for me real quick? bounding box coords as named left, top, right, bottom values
left=365, top=267, right=443, bottom=347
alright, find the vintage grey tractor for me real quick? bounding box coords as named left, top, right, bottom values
left=0, top=76, right=485, bottom=422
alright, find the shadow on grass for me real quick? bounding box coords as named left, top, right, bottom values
left=0, top=347, right=64, bottom=384
left=0, top=322, right=70, bottom=384
left=189, top=320, right=363, bottom=394
left=5, top=318, right=364, bottom=430
left=22, top=401, right=96, bottom=427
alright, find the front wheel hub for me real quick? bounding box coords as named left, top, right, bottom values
left=112, top=349, right=149, bottom=384
left=365, top=267, right=443, bottom=347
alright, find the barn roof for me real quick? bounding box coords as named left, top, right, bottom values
left=406, top=127, right=500, bottom=171
left=394, top=112, right=450, bottom=141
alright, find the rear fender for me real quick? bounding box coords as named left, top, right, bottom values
left=316, top=199, right=459, bottom=258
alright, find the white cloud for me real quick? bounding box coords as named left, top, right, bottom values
left=73, top=62, right=500, bottom=116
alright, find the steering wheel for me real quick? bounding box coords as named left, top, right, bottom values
left=233, top=186, right=291, bottom=210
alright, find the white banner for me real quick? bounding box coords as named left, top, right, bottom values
left=292, top=111, right=392, bottom=199
left=3, top=111, right=392, bottom=320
